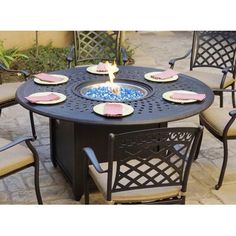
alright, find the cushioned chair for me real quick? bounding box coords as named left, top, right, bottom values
left=199, top=89, right=236, bottom=190
left=169, top=31, right=236, bottom=108
left=0, top=63, right=30, bottom=115
left=83, top=126, right=203, bottom=204
left=0, top=134, right=43, bottom=204
left=66, top=31, right=127, bottom=68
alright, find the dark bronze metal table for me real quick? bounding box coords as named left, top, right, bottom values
left=16, top=66, right=214, bottom=200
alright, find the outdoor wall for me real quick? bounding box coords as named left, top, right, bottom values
left=0, top=31, right=73, bottom=49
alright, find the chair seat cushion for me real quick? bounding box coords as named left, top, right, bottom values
left=89, top=162, right=182, bottom=203
left=184, top=70, right=235, bottom=89
left=0, top=137, right=34, bottom=176
left=200, top=107, right=236, bottom=137
left=0, top=82, right=24, bottom=104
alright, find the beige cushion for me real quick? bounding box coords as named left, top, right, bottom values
left=200, top=107, right=236, bottom=137
left=89, top=161, right=182, bottom=203
left=184, top=70, right=235, bottom=89
left=0, top=137, right=34, bottom=176
left=0, top=82, right=24, bottom=104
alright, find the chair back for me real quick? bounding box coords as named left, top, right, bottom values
left=106, top=127, right=203, bottom=200
left=190, top=31, right=236, bottom=76
left=73, top=31, right=122, bottom=65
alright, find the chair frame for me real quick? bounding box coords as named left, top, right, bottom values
left=66, top=31, right=128, bottom=68
left=0, top=61, right=41, bottom=204
left=0, top=63, right=30, bottom=115
left=0, top=111, right=42, bottom=204
left=83, top=126, right=203, bottom=204
left=169, top=31, right=236, bottom=108
left=198, top=88, right=236, bottom=190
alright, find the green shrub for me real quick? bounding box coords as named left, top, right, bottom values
left=4, top=41, right=135, bottom=81
left=16, top=42, right=70, bottom=74
left=0, top=41, right=28, bottom=68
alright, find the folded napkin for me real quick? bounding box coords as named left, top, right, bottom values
left=171, top=92, right=206, bottom=101
left=25, top=93, right=60, bottom=103
left=34, top=73, right=64, bottom=82
left=104, top=103, right=123, bottom=117
left=97, top=63, right=109, bottom=72
left=151, top=69, right=179, bottom=80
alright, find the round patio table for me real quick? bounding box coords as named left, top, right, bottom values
left=16, top=65, right=214, bottom=200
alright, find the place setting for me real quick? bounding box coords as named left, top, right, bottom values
left=144, top=68, right=179, bottom=82
left=162, top=90, right=206, bottom=104
left=93, top=102, right=134, bottom=118
left=86, top=61, right=119, bottom=75
left=24, top=92, right=67, bottom=105
left=33, top=73, right=69, bottom=85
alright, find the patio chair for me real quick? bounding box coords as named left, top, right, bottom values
left=66, top=31, right=128, bottom=68
left=0, top=134, right=43, bottom=204
left=169, top=31, right=236, bottom=107
left=83, top=126, right=203, bottom=204
left=199, top=89, right=236, bottom=190
left=0, top=63, right=30, bottom=116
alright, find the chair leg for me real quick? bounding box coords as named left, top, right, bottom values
left=219, top=92, right=223, bottom=108
left=232, top=84, right=236, bottom=108
left=194, top=129, right=203, bottom=161
left=25, top=140, right=43, bottom=204
left=34, top=164, right=43, bottom=204
left=194, top=117, right=204, bottom=161
left=215, top=139, right=228, bottom=190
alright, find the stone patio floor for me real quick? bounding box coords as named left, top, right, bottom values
left=1, top=31, right=236, bottom=204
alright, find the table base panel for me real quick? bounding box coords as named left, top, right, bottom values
left=51, top=119, right=167, bottom=201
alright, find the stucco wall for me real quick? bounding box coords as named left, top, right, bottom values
left=0, top=31, right=73, bottom=49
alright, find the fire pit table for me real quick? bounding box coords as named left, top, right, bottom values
left=16, top=65, right=214, bottom=200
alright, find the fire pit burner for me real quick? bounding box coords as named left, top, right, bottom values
left=73, top=79, right=154, bottom=102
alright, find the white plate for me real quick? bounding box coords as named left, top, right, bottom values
left=144, top=71, right=178, bottom=82
left=34, top=74, right=69, bottom=85
left=162, top=90, right=198, bottom=104
left=93, top=103, right=134, bottom=117
left=26, top=92, right=67, bottom=105
left=86, top=65, right=119, bottom=75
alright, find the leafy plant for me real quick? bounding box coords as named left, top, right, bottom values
left=17, top=42, right=70, bottom=74
left=6, top=40, right=135, bottom=82
left=0, top=41, right=28, bottom=68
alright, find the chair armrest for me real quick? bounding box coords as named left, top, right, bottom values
left=222, top=67, right=229, bottom=75
left=0, top=63, right=30, bottom=80
left=83, top=147, right=107, bottom=173
left=0, top=136, right=35, bottom=152
left=219, top=67, right=230, bottom=88
left=169, top=49, right=191, bottom=69
left=229, top=110, right=236, bottom=117
left=223, top=111, right=236, bottom=137
left=120, top=47, right=128, bottom=65
left=66, top=45, right=75, bottom=68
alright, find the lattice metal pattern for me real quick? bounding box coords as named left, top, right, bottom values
left=191, top=31, right=236, bottom=74
left=75, top=31, right=120, bottom=64
left=110, top=128, right=197, bottom=193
